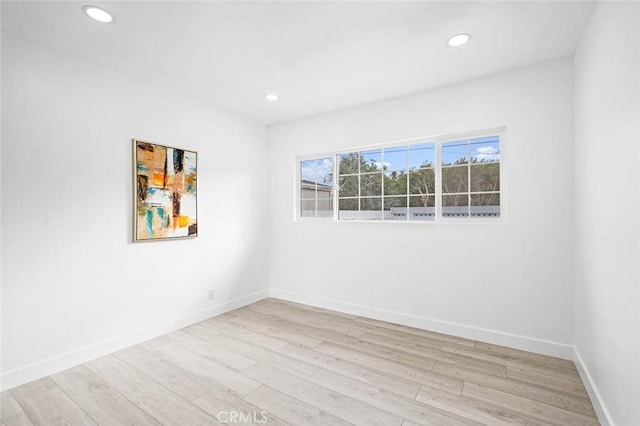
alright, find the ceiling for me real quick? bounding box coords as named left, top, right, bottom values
left=2, top=1, right=596, bottom=125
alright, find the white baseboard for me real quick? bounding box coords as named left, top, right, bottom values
left=574, top=348, right=613, bottom=426
left=269, top=288, right=574, bottom=360
left=0, top=289, right=269, bottom=392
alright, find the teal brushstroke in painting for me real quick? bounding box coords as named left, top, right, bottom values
left=137, top=160, right=149, bottom=172
left=146, top=209, right=153, bottom=236
left=157, top=207, right=168, bottom=227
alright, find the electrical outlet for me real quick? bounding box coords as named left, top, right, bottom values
left=207, top=289, right=215, bottom=301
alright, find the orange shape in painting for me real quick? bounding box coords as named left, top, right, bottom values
left=152, top=173, right=165, bottom=186
left=178, top=216, right=190, bottom=227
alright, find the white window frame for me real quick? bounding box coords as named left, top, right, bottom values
left=295, top=127, right=506, bottom=224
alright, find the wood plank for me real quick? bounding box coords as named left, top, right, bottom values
left=148, top=341, right=260, bottom=397
left=243, top=362, right=404, bottom=426
left=86, top=355, right=220, bottom=425
left=279, top=343, right=421, bottom=399
left=329, top=315, right=476, bottom=350
left=415, top=384, right=546, bottom=426
left=462, top=382, right=600, bottom=426
left=258, top=298, right=358, bottom=322
left=442, top=344, right=582, bottom=382
left=243, top=385, right=352, bottom=426
left=165, top=329, right=257, bottom=371
left=192, top=387, right=287, bottom=426
left=433, top=362, right=596, bottom=417
left=212, top=312, right=324, bottom=347
left=232, top=307, right=323, bottom=336
left=10, top=377, right=97, bottom=425
left=246, top=302, right=327, bottom=325
left=51, top=364, right=161, bottom=425
left=113, top=344, right=211, bottom=402
left=360, top=332, right=507, bottom=377
left=507, top=366, right=590, bottom=399
left=305, top=328, right=450, bottom=373
left=474, top=342, right=575, bottom=369
left=315, top=342, right=463, bottom=395
left=353, top=316, right=476, bottom=348
left=308, top=368, right=482, bottom=426
left=203, top=317, right=290, bottom=351
left=246, top=303, right=367, bottom=338
left=1, top=391, right=33, bottom=426
left=184, top=326, right=319, bottom=379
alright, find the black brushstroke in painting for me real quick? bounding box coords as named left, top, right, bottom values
left=173, top=149, right=184, bottom=173
left=172, top=192, right=181, bottom=217
left=137, top=175, right=148, bottom=203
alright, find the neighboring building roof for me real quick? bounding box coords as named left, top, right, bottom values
left=300, top=179, right=332, bottom=192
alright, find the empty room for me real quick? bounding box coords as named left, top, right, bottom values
left=1, top=1, right=638, bottom=425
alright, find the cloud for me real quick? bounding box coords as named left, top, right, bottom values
left=473, top=145, right=499, bottom=162
left=301, top=158, right=334, bottom=183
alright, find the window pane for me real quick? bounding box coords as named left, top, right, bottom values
left=361, top=197, right=381, bottom=210
left=408, top=196, right=435, bottom=221
left=442, top=166, right=468, bottom=194
left=470, top=163, right=500, bottom=192
left=360, top=173, right=382, bottom=197
left=471, top=193, right=500, bottom=217
left=384, top=172, right=407, bottom=196
left=317, top=181, right=333, bottom=216
left=383, top=146, right=408, bottom=172
left=300, top=199, right=315, bottom=218
left=409, top=142, right=435, bottom=169
left=409, top=194, right=435, bottom=208
left=339, top=175, right=358, bottom=197
left=384, top=196, right=407, bottom=209
left=316, top=157, right=334, bottom=185
left=338, top=198, right=358, bottom=220
left=470, top=136, right=500, bottom=163
left=442, top=194, right=469, bottom=217
left=442, top=140, right=469, bottom=166
left=339, top=152, right=359, bottom=175
left=360, top=149, right=383, bottom=173
left=300, top=159, right=318, bottom=182
left=317, top=197, right=334, bottom=217
left=339, top=198, right=358, bottom=210
left=384, top=196, right=407, bottom=221
left=409, top=169, right=435, bottom=195
left=300, top=185, right=315, bottom=201
left=361, top=197, right=382, bottom=220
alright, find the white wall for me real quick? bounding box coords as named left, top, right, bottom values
left=1, top=33, right=269, bottom=390
left=574, top=3, right=640, bottom=425
left=268, top=59, right=575, bottom=358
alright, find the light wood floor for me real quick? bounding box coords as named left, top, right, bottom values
left=1, top=298, right=599, bottom=426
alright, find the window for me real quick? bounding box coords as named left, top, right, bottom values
left=299, top=157, right=334, bottom=218
left=441, top=136, right=500, bottom=218
left=296, top=130, right=502, bottom=222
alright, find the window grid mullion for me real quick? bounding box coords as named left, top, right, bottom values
left=467, top=141, right=471, bottom=217
left=435, top=141, right=442, bottom=220
left=332, top=154, right=340, bottom=221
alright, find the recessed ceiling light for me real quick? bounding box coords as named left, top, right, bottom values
left=447, top=33, right=471, bottom=47
left=265, top=94, right=279, bottom=102
left=82, top=5, right=114, bottom=23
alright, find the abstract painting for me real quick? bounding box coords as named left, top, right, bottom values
left=133, top=139, right=197, bottom=241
